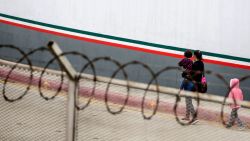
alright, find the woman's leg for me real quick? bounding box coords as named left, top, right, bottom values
left=182, top=81, right=196, bottom=121
left=186, top=96, right=195, bottom=118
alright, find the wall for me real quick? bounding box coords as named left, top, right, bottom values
left=0, top=0, right=250, bottom=99
left=1, top=0, right=250, bottom=62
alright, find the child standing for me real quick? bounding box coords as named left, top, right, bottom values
left=226, top=78, right=245, bottom=130
left=178, top=50, right=198, bottom=124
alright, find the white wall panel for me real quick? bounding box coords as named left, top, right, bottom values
left=1, top=0, right=250, bottom=58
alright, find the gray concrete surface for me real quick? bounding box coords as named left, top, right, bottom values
left=0, top=79, right=250, bottom=141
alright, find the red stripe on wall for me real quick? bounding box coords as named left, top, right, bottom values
left=1, top=18, right=250, bottom=70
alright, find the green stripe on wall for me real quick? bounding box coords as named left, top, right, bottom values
left=1, top=13, right=250, bottom=63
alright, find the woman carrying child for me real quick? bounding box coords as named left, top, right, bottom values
left=178, top=50, right=198, bottom=124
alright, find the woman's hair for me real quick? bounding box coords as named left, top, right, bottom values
left=184, top=49, right=192, bottom=58
left=194, top=50, right=202, bottom=60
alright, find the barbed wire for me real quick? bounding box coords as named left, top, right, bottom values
left=0, top=44, right=249, bottom=128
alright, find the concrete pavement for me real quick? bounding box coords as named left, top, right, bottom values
left=0, top=81, right=250, bottom=141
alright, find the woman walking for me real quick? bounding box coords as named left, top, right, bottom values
left=183, top=50, right=204, bottom=124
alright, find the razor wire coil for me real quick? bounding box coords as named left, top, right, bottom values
left=0, top=44, right=249, bottom=127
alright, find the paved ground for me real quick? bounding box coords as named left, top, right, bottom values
left=0, top=80, right=250, bottom=141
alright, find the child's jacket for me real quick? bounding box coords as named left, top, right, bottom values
left=228, top=78, right=243, bottom=109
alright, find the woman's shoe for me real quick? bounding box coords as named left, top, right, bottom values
left=191, top=119, right=199, bottom=125
left=181, top=117, right=190, bottom=121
